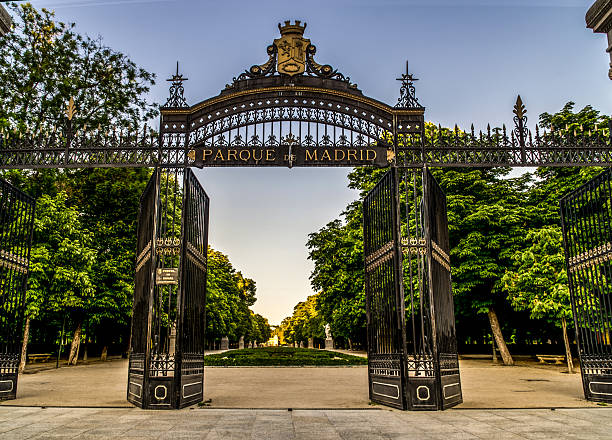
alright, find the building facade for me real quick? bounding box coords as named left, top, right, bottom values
left=586, top=0, right=612, bottom=79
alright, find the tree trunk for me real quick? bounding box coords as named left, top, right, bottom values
left=67, top=319, right=83, bottom=366
left=100, top=345, right=108, bottom=361
left=561, top=317, right=575, bottom=374
left=83, top=344, right=88, bottom=362
left=492, top=335, right=498, bottom=364
left=18, top=317, right=30, bottom=374
left=488, top=307, right=514, bottom=366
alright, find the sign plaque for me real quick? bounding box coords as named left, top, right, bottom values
left=191, top=145, right=391, bottom=168
left=156, top=268, right=179, bottom=285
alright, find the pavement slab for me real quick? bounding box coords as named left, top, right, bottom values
left=0, top=407, right=607, bottom=439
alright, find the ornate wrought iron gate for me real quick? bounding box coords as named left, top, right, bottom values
left=128, top=167, right=209, bottom=409
left=421, top=168, right=462, bottom=409
left=561, top=168, right=612, bottom=404
left=364, top=168, right=462, bottom=411
left=364, top=168, right=406, bottom=409
left=0, top=178, right=35, bottom=401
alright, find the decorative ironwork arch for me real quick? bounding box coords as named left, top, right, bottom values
left=0, top=20, right=609, bottom=169
left=159, top=22, right=425, bottom=169
left=160, top=73, right=424, bottom=168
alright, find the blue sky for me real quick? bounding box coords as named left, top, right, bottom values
left=22, top=0, right=612, bottom=324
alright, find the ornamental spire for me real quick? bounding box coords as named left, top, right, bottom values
left=395, top=61, right=422, bottom=109
left=164, top=62, right=188, bottom=108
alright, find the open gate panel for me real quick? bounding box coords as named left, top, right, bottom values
left=128, top=167, right=209, bottom=409
left=0, top=179, right=35, bottom=401
left=364, top=168, right=407, bottom=409
left=561, top=168, right=612, bottom=403
left=363, top=167, right=462, bottom=411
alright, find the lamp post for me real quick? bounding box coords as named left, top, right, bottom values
left=586, top=0, right=612, bottom=79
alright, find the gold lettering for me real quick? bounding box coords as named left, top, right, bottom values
left=252, top=149, right=263, bottom=161
left=203, top=150, right=213, bottom=161
left=227, top=150, right=238, bottom=162
left=348, top=150, right=357, bottom=161
left=266, top=150, right=275, bottom=161
left=334, top=149, right=346, bottom=161
left=366, top=150, right=376, bottom=161
left=360, top=149, right=364, bottom=161
left=239, top=150, right=251, bottom=161
left=306, top=150, right=318, bottom=161
left=321, top=150, right=331, bottom=161
left=214, top=150, right=225, bottom=161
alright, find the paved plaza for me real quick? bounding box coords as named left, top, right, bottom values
left=4, top=357, right=595, bottom=409
left=0, top=357, right=607, bottom=438
left=0, top=406, right=610, bottom=439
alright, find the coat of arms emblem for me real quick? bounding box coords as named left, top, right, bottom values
left=274, top=21, right=310, bottom=76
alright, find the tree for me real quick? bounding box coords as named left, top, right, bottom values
left=498, top=101, right=612, bottom=373
left=530, top=102, right=609, bottom=226
left=0, top=2, right=159, bottom=364
left=502, top=227, right=575, bottom=372
left=205, top=247, right=265, bottom=347
left=67, top=168, right=151, bottom=359
left=26, top=192, right=96, bottom=365
left=279, top=294, right=325, bottom=347
left=0, top=3, right=156, bottom=133
left=306, top=204, right=366, bottom=348
left=252, top=313, right=272, bottom=344
left=434, top=167, right=534, bottom=365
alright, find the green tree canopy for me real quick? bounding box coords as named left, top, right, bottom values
left=0, top=2, right=156, bottom=132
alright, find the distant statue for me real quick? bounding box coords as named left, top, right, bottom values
left=325, top=323, right=331, bottom=339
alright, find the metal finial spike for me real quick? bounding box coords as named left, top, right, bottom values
left=513, top=95, right=527, bottom=120
left=65, top=97, right=76, bottom=121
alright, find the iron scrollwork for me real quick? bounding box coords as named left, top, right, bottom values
left=304, top=44, right=356, bottom=87
left=232, top=44, right=278, bottom=83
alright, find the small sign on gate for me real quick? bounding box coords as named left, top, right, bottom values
left=156, top=268, right=179, bottom=285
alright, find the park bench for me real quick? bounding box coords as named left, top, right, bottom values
left=536, top=354, right=565, bottom=365
left=27, top=353, right=53, bottom=363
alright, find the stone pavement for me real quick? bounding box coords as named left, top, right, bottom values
left=0, top=406, right=611, bottom=439
left=4, top=358, right=594, bottom=408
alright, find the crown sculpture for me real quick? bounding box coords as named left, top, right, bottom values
left=231, top=20, right=354, bottom=87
